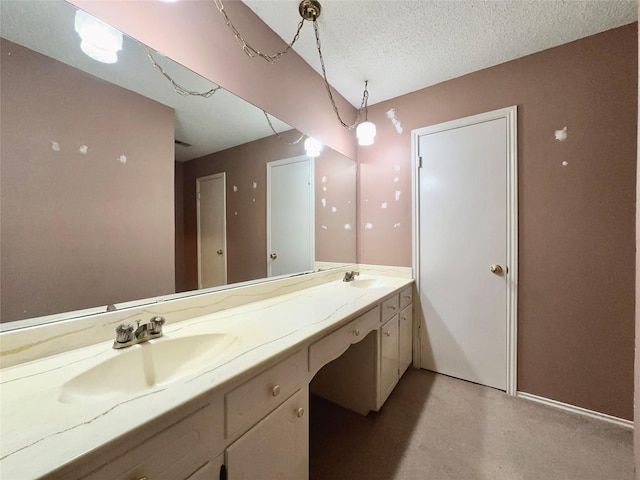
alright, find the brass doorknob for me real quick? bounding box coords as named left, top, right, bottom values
left=270, top=253, right=278, bottom=259
left=490, top=264, right=503, bottom=274
left=217, top=249, right=223, bottom=255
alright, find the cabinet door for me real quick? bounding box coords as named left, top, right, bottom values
left=225, top=389, right=308, bottom=480
left=399, top=304, right=413, bottom=374
left=379, top=316, right=399, bottom=406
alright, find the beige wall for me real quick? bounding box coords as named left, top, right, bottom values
left=179, top=135, right=357, bottom=291
left=0, top=39, right=175, bottom=322
left=359, top=24, right=637, bottom=420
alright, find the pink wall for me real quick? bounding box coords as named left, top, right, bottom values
left=0, top=39, right=175, bottom=322
left=314, top=149, right=357, bottom=264
left=179, top=135, right=356, bottom=290
left=68, top=0, right=357, bottom=161
left=359, top=25, right=637, bottom=420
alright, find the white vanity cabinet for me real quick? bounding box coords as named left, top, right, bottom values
left=378, top=286, right=414, bottom=406
left=399, top=302, right=413, bottom=374
left=14, top=277, right=415, bottom=480
left=311, top=285, right=414, bottom=414
left=51, top=394, right=225, bottom=480
left=379, top=315, right=400, bottom=405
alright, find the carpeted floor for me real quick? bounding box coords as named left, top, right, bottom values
left=309, top=368, right=633, bottom=480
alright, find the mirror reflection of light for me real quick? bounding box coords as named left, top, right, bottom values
left=74, top=10, right=123, bottom=64
left=304, top=137, right=323, bottom=157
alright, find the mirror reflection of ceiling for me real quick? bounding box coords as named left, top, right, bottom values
left=244, top=0, right=638, bottom=106
left=0, top=0, right=293, bottom=162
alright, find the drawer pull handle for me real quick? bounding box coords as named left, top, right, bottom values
left=271, top=385, right=281, bottom=397
left=296, top=407, right=305, bottom=418
left=403, top=295, right=411, bottom=300
left=354, top=328, right=361, bottom=336
left=386, top=305, right=397, bottom=310
left=385, top=331, right=391, bottom=337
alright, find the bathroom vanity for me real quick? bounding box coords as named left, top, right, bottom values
left=0, top=267, right=413, bottom=479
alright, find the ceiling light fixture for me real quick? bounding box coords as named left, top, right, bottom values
left=215, top=0, right=376, bottom=145
left=74, top=10, right=123, bottom=64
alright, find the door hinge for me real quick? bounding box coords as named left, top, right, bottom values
left=418, top=156, right=423, bottom=168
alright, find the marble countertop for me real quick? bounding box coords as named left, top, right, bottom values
left=0, top=273, right=412, bottom=479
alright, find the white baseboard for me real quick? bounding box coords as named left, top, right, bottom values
left=516, top=392, right=633, bottom=429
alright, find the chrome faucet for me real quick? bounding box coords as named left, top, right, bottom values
left=113, top=316, right=165, bottom=349
left=343, top=271, right=360, bottom=282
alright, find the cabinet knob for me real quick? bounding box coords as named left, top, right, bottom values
left=270, top=253, right=278, bottom=259
left=401, top=316, right=406, bottom=321
left=271, top=385, right=281, bottom=397
left=354, top=328, right=361, bottom=336
left=385, top=331, right=391, bottom=337
left=296, top=407, right=305, bottom=418
left=402, top=295, right=411, bottom=300
left=217, top=249, right=223, bottom=255
left=386, top=305, right=396, bottom=310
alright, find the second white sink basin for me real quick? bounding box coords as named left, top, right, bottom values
left=348, top=278, right=390, bottom=289
left=60, top=333, right=240, bottom=402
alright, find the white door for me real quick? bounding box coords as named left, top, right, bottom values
left=197, top=173, right=227, bottom=289
left=414, top=107, right=517, bottom=393
left=267, top=156, right=314, bottom=277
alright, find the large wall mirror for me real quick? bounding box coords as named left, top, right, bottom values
left=0, top=0, right=356, bottom=329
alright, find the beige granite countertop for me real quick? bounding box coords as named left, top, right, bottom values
left=0, top=271, right=412, bottom=479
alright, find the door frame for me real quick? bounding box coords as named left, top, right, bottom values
left=266, top=155, right=315, bottom=277
left=411, top=105, right=518, bottom=395
left=196, top=172, right=227, bottom=289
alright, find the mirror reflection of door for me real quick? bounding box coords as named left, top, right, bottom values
left=197, top=173, right=227, bottom=288
left=267, top=156, right=314, bottom=277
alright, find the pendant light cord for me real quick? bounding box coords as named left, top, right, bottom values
left=263, top=111, right=306, bottom=145
left=213, top=0, right=371, bottom=130
left=214, top=0, right=306, bottom=63
left=144, top=46, right=222, bottom=97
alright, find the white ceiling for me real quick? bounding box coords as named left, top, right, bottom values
left=244, top=0, right=638, bottom=106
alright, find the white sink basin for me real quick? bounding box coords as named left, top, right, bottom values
left=348, top=278, right=390, bottom=289
left=60, top=333, right=240, bottom=402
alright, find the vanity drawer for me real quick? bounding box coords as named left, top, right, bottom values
left=309, top=306, right=380, bottom=374
left=381, top=294, right=400, bottom=323
left=399, top=286, right=413, bottom=310
left=225, top=349, right=306, bottom=440
left=79, top=403, right=220, bottom=480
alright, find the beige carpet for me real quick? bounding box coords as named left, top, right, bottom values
left=309, top=368, right=633, bottom=480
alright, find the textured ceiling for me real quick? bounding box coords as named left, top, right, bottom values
left=244, top=0, right=638, bottom=106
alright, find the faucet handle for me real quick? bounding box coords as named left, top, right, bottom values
left=115, top=324, right=135, bottom=343
left=150, top=316, right=166, bottom=335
